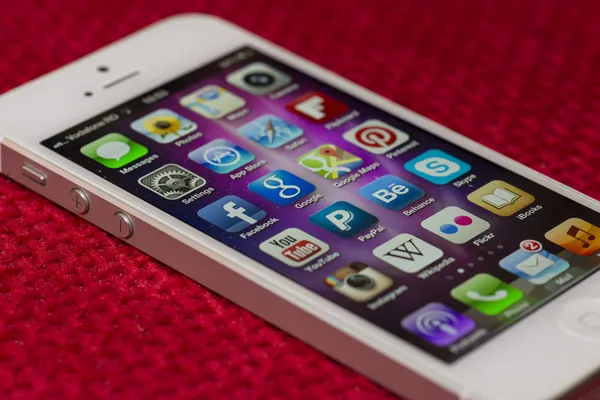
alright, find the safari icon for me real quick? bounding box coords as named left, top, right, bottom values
left=80, top=133, right=148, bottom=169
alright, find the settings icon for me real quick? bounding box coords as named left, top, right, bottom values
left=139, top=164, right=206, bottom=200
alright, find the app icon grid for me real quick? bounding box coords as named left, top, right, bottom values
left=59, top=52, right=600, bottom=364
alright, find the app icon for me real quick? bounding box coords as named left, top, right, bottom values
left=342, top=120, right=410, bottom=154
left=180, top=85, right=245, bottom=119
left=545, top=218, right=600, bottom=256
left=499, top=246, right=570, bottom=285
left=138, top=164, right=206, bottom=200
left=310, top=201, right=378, bottom=238
left=421, top=206, right=490, bottom=244
left=467, top=181, right=535, bottom=216
left=188, top=139, right=255, bottom=174
left=373, top=234, right=443, bottom=273
left=259, top=228, right=329, bottom=267
left=198, top=195, right=266, bottom=233
left=359, top=175, right=425, bottom=210
left=131, top=108, right=197, bottom=144
left=297, top=144, right=363, bottom=180
left=226, top=62, right=292, bottom=95
left=286, top=92, right=349, bottom=123
left=402, top=303, right=475, bottom=347
left=451, top=274, right=523, bottom=316
left=248, top=170, right=315, bottom=206
left=325, top=262, right=393, bottom=302
left=80, top=133, right=148, bottom=169
left=238, top=114, right=303, bottom=148
left=405, top=149, right=471, bottom=184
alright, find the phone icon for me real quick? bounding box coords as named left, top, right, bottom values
left=465, top=289, right=508, bottom=302
left=467, top=289, right=508, bottom=301
left=451, top=274, right=523, bottom=316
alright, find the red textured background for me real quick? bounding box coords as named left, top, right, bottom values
left=2, top=1, right=600, bottom=399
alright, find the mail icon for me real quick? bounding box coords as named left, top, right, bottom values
left=499, top=248, right=570, bottom=285
left=514, top=253, right=554, bottom=276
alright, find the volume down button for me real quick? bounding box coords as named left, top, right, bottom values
left=113, top=212, right=134, bottom=239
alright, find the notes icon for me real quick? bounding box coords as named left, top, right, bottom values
left=545, top=218, right=600, bottom=256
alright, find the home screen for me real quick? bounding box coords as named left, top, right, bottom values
left=43, top=47, right=600, bottom=362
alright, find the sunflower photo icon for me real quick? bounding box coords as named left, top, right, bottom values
left=131, top=108, right=197, bottom=144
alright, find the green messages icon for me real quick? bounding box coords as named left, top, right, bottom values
left=81, top=133, right=148, bottom=168
left=451, top=273, right=523, bottom=316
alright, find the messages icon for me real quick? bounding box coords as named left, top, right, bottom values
left=80, top=133, right=148, bottom=168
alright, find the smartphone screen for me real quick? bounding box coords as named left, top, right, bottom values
left=42, top=47, right=600, bottom=362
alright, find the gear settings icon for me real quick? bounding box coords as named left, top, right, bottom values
left=139, top=164, right=206, bottom=200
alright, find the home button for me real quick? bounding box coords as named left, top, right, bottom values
left=560, top=298, right=600, bottom=341
left=579, top=312, right=600, bottom=330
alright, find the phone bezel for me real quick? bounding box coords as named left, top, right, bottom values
left=1, top=14, right=599, bottom=399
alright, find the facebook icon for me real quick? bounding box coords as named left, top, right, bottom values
left=198, top=195, right=267, bottom=233
left=359, top=175, right=425, bottom=211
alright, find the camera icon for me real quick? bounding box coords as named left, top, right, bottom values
left=325, top=262, right=393, bottom=302
left=226, top=62, right=292, bottom=95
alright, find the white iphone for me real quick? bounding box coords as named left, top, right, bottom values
left=1, top=14, right=600, bottom=400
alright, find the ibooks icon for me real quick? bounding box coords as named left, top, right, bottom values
left=467, top=180, right=535, bottom=217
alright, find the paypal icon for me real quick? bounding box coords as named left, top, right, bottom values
left=310, top=201, right=378, bottom=238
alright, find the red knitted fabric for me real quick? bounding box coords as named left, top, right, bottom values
left=2, top=1, right=600, bottom=399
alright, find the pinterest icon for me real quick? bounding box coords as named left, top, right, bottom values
left=343, top=120, right=410, bottom=154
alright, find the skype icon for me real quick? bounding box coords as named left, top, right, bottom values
left=405, top=149, right=471, bottom=184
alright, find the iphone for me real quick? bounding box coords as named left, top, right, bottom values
left=1, top=14, right=599, bottom=400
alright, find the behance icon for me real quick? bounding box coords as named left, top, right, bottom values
left=359, top=175, right=425, bottom=211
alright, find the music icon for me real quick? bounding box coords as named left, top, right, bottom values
left=545, top=218, right=600, bottom=256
